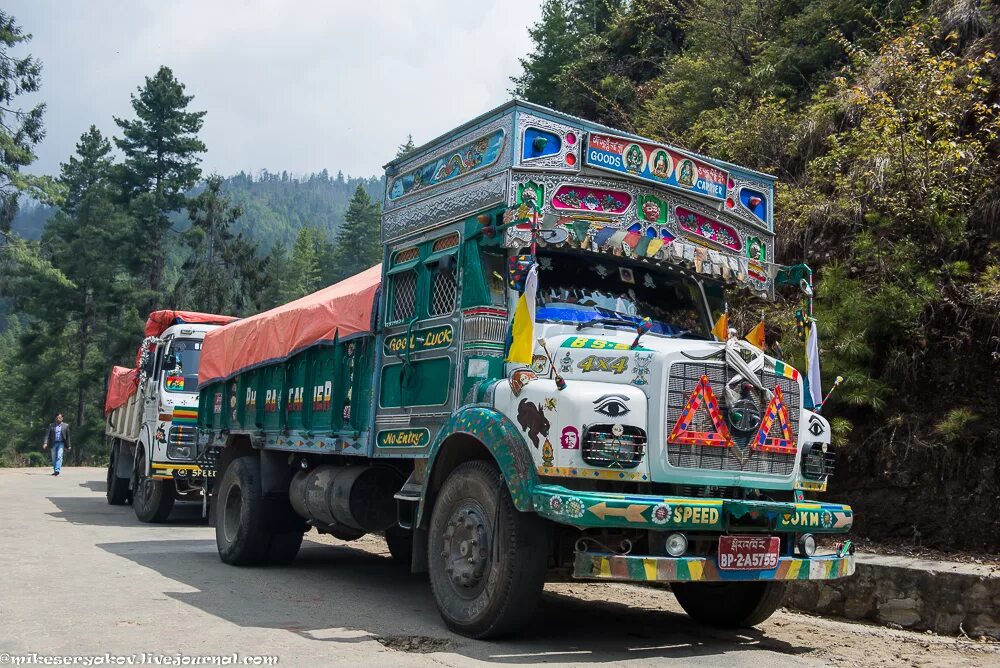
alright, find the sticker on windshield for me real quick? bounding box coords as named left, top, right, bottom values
left=561, top=336, right=649, bottom=352
left=165, top=376, right=184, bottom=390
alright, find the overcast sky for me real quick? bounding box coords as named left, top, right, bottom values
left=7, top=0, right=542, bottom=180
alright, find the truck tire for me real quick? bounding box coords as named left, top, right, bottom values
left=385, top=527, right=413, bottom=566
left=216, top=456, right=304, bottom=566
left=106, top=441, right=130, bottom=506
left=428, top=460, right=547, bottom=638
left=132, top=450, right=175, bottom=523
left=671, top=581, right=788, bottom=628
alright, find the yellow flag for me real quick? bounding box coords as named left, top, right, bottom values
left=711, top=312, right=728, bottom=342
left=506, top=265, right=538, bottom=364
left=745, top=319, right=766, bottom=349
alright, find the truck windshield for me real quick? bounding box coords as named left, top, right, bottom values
left=535, top=250, right=709, bottom=338
left=162, top=339, right=202, bottom=393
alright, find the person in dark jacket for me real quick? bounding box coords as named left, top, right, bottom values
left=42, top=413, right=71, bottom=476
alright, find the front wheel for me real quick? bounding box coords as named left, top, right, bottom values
left=428, top=460, right=547, bottom=639
left=132, top=449, right=175, bottom=522
left=671, top=581, right=788, bottom=628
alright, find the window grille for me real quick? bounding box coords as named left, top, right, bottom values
left=394, top=247, right=419, bottom=264
left=432, top=233, right=460, bottom=252
left=390, top=270, right=417, bottom=323
left=430, top=267, right=457, bottom=316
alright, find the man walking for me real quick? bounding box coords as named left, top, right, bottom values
left=42, top=413, right=71, bottom=476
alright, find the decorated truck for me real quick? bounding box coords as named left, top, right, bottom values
left=197, top=101, right=853, bottom=639
left=105, top=309, right=235, bottom=522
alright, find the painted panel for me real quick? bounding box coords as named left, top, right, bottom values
left=675, top=206, right=743, bottom=251
left=379, top=357, right=453, bottom=408
left=522, top=127, right=561, bottom=159
left=388, top=129, right=506, bottom=201
left=585, top=132, right=729, bottom=202
left=382, top=324, right=454, bottom=357
left=551, top=184, right=631, bottom=215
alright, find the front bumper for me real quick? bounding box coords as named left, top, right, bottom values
left=150, top=463, right=215, bottom=480
left=532, top=484, right=853, bottom=532
left=574, top=551, right=855, bottom=583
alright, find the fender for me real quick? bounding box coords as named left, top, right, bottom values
left=416, top=405, right=539, bottom=527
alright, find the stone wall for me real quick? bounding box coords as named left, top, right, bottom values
left=785, top=553, right=1000, bottom=639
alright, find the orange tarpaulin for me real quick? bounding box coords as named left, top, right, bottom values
left=145, top=310, right=237, bottom=338
left=198, top=264, right=382, bottom=387
left=105, top=365, right=139, bottom=416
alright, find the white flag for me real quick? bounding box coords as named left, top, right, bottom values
left=805, top=320, right=822, bottom=406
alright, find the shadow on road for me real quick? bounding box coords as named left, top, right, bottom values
left=79, top=480, right=107, bottom=492
left=46, top=494, right=206, bottom=527
left=97, top=537, right=815, bottom=664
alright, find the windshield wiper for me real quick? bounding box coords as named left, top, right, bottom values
left=576, top=317, right=638, bottom=331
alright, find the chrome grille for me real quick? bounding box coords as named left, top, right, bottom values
left=462, top=309, right=507, bottom=345
left=666, top=361, right=800, bottom=475
left=582, top=424, right=646, bottom=469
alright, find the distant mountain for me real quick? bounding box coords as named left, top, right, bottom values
left=9, top=169, right=385, bottom=251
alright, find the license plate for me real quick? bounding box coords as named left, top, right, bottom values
left=718, top=535, right=780, bottom=570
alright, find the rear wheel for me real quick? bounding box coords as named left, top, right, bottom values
left=106, top=440, right=130, bottom=506
left=671, top=581, right=788, bottom=628
left=132, top=449, right=175, bottom=522
left=428, top=460, right=547, bottom=639
left=216, top=455, right=303, bottom=566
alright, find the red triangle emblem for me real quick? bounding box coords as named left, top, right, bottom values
left=752, top=385, right=797, bottom=454
left=669, top=375, right=733, bottom=447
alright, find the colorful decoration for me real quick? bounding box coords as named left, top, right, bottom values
left=561, top=336, right=645, bottom=351
left=577, top=355, right=629, bottom=374
left=676, top=207, right=743, bottom=251
left=541, top=438, right=555, bottom=466
left=586, top=132, right=729, bottom=201
left=746, top=236, right=767, bottom=262
left=632, top=353, right=653, bottom=386
left=559, top=352, right=573, bottom=373
left=508, top=368, right=537, bottom=397
left=752, top=386, right=797, bottom=454
left=774, top=360, right=800, bottom=381
left=575, top=552, right=854, bottom=583
left=551, top=185, right=631, bottom=214
left=651, top=503, right=673, bottom=525
left=516, top=398, right=550, bottom=448
left=389, top=129, right=505, bottom=200
left=165, top=375, right=184, bottom=391
left=383, top=324, right=454, bottom=356
left=560, top=426, right=580, bottom=450
left=668, top=375, right=733, bottom=447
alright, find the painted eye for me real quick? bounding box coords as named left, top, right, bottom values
left=594, top=399, right=630, bottom=418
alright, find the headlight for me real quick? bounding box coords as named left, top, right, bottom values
left=800, top=442, right=835, bottom=479
left=665, top=533, right=688, bottom=557
left=797, top=533, right=817, bottom=557
left=581, top=424, right=646, bottom=469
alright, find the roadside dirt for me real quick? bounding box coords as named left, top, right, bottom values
left=314, top=532, right=1000, bottom=667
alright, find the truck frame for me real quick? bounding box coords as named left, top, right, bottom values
left=197, top=101, right=853, bottom=638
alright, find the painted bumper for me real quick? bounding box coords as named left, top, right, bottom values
left=532, top=484, right=853, bottom=533
left=574, top=551, right=855, bottom=583
left=150, top=463, right=214, bottom=480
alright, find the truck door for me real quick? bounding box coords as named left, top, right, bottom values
left=375, top=229, right=462, bottom=454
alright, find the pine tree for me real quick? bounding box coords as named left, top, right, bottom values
left=175, top=175, right=249, bottom=315
left=332, top=185, right=381, bottom=282
left=396, top=134, right=416, bottom=159
left=114, top=66, right=206, bottom=298
left=282, top=227, right=323, bottom=301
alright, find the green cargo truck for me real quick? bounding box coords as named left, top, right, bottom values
left=197, top=101, right=853, bottom=638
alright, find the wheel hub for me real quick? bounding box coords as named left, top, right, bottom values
left=442, top=505, right=490, bottom=594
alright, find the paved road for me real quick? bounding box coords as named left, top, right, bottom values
left=1, top=467, right=996, bottom=667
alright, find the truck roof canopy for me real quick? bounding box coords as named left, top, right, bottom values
left=145, top=310, right=238, bottom=338
left=105, top=365, right=139, bottom=415
left=198, top=264, right=382, bottom=387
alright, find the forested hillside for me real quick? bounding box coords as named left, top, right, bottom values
left=513, top=0, right=1000, bottom=550
left=9, top=170, right=383, bottom=252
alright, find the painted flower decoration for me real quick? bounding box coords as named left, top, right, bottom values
left=651, top=503, right=672, bottom=525
left=565, top=497, right=585, bottom=519
left=549, top=496, right=564, bottom=515
left=821, top=510, right=834, bottom=529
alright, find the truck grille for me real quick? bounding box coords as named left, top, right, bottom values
left=666, top=361, right=800, bottom=476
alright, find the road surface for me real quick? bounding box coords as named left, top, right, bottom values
left=0, top=467, right=996, bottom=667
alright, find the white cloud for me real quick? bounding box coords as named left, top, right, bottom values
left=7, top=0, right=541, bottom=178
